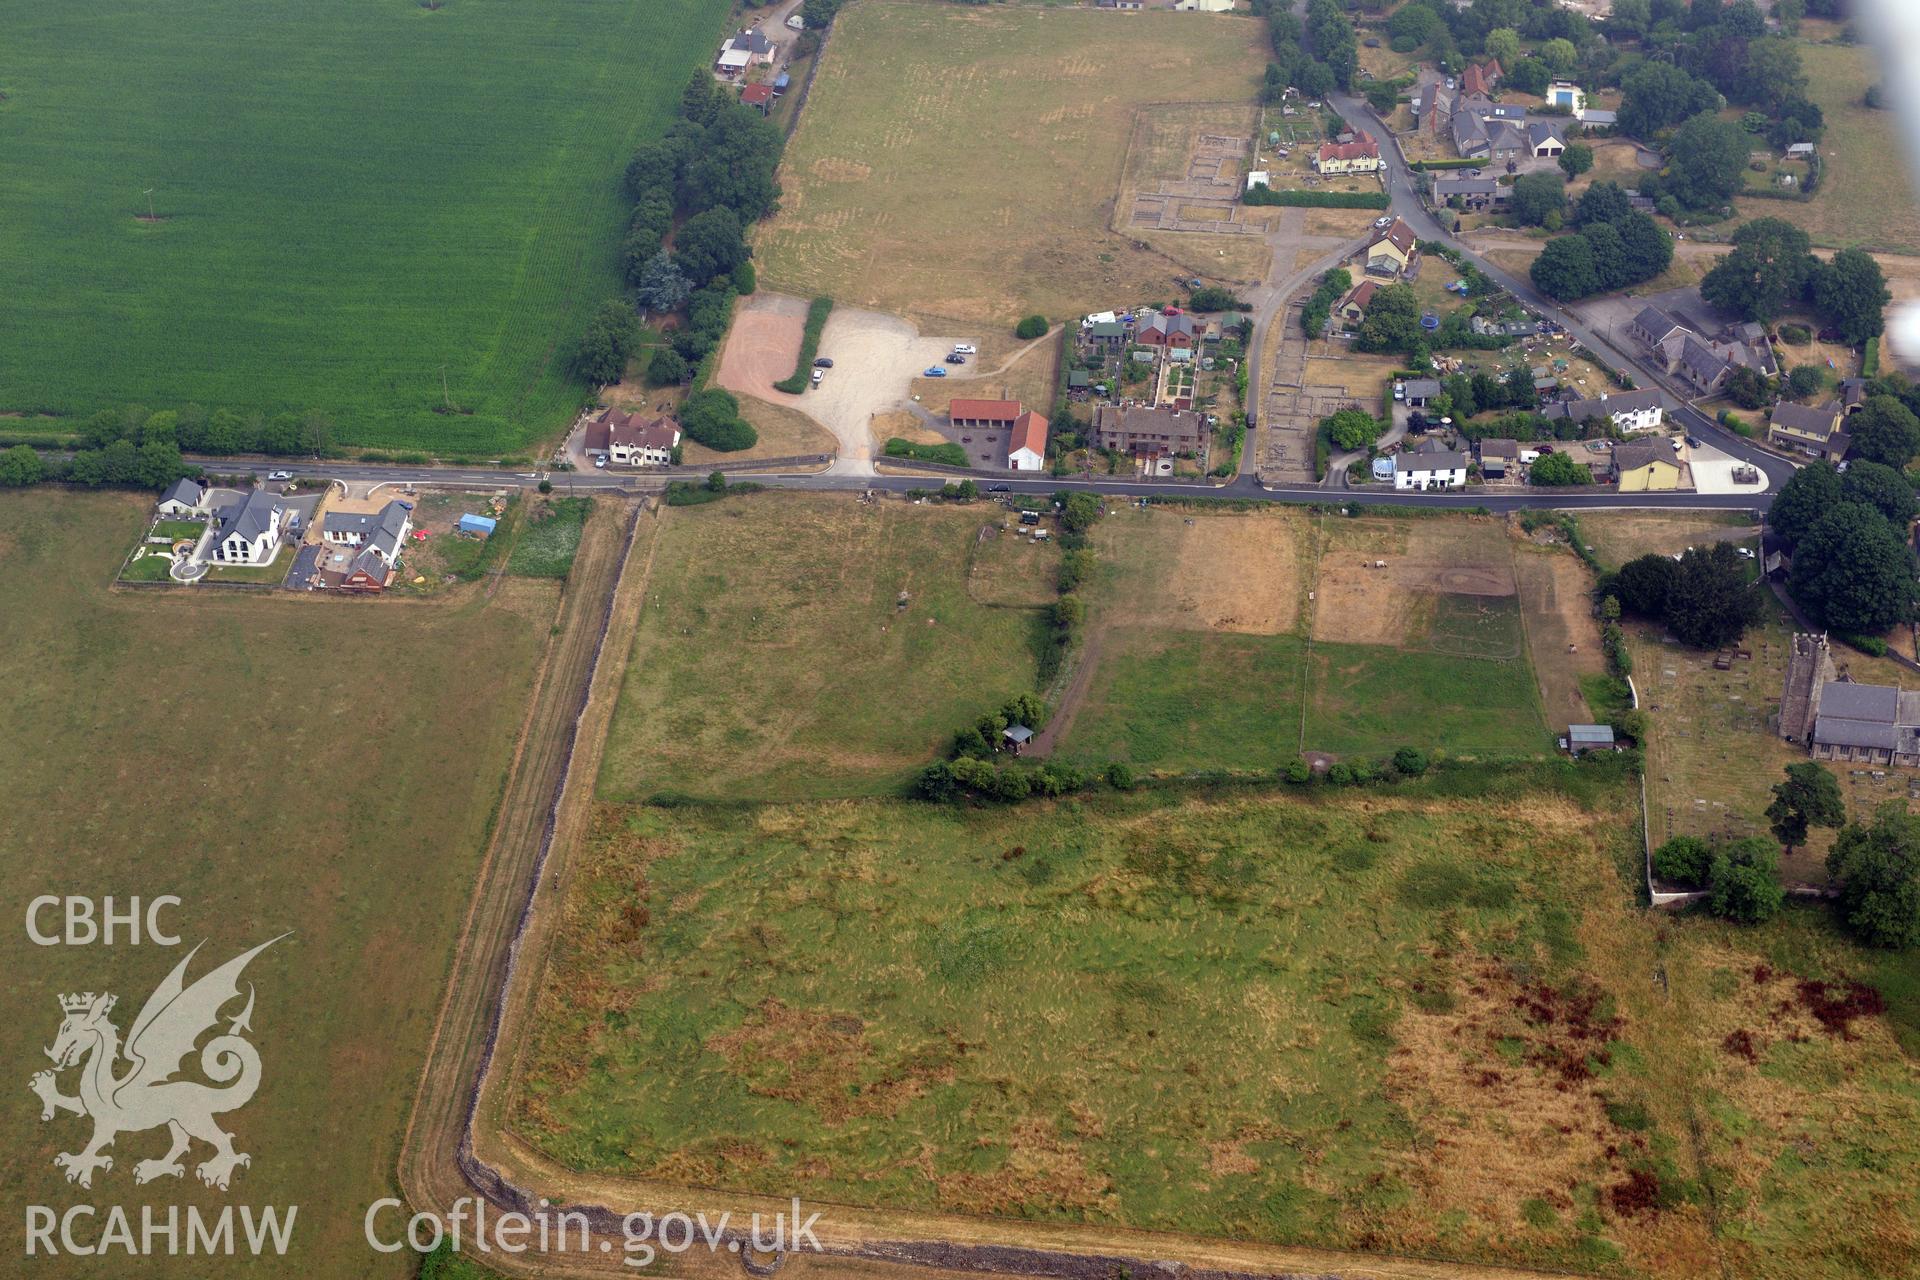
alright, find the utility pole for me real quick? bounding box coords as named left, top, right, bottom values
left=142, top=188, right=155, bottom=220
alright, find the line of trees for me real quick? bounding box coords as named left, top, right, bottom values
left=593, top=73, right=787, bottom=390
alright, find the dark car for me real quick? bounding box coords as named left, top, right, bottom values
left=944, top=353, right=966, bottom=364
left=813, top=357, right=833, bottom=368
left=1685, top=435, right=1702, bottom=448
left=988, top=484, right=1010, bottom=492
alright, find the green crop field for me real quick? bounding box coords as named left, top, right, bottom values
left=0, top=0, right=729, bottom=453
left=0, top=489, right=548, bottom=1278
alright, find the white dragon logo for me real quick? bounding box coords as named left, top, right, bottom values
left=29, top=936, right=284, bottom=1192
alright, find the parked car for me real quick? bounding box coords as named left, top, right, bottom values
left=924, top=366, right=948, bottom=377
left=813, top=357, right=834, bottom=368
left=811, top=368, right=825, bottom=385
left=1684, top=435, right=1701, bottom=448
left=594, top=456, right=607, bottom=469
left=987, top=484, right=1010, bottom=492
left=952, top=343, right=977, bottom=355
left=1374, top=216, right=1393, bottom=228
left=944, top=353, right=966, bottom=364
left=267, top=470, right=291, bottom=481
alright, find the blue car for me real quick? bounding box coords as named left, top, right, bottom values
left=923, top=366, right=948, bottom=377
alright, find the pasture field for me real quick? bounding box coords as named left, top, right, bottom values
left=1064, top=629, right=1306, bottom=771
left=754, top=1, right=1267, bottom=323
left=0, top=489, right=549, bottom=1277
left=0, top=0, right=730, bottom=453
left=1057, top=508, right=1550, bottom=768
left=1576, top=511, right=1757, bottom=571
left=511, top=773, right=1920, bottom=1278
left=1733, top=41, right=1920, bottom=253
left=596, top=493, right=1051, bottom=803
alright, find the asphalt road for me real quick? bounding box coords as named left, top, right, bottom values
left=1326, top=87, right=1797, bottom=494
left=225, top=455, right=1769, bottom=512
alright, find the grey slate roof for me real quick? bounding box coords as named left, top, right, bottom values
left=1401, top=378, right=1442, bottom=398
left=323, top=499, right=413, bottom=561
left=1769, top=401, right=1841, bottom=438
left=212, top=490, right=282, bottom=546
left=160, top=477, right=204, bottom=508
left=1633, top=306, right=1685, bottom=342
left=1543, top=389, right=1664, bottom=421
left=1402, top=449, right=1468, bottom=472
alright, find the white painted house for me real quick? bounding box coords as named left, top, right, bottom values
left=1543, top=389, right=1665, bottom=435
left=1393, top=448, right=1469, bottom=491
left=1008, top=410, right=1049, bottom=472
left=209, top=491, right=286, bottom=565
left=155, top=477, right=207, bottom=517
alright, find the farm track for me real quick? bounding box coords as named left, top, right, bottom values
left=391, top=497, right=1595, bottom=1280
left=397, top=496, right=652, bottom=1259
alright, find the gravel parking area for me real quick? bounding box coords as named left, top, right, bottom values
left=719, top=295, right=975, bottom=475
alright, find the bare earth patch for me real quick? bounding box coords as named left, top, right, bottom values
left=715, top=294, right=808, bottom=401
left=1092, top=506, right=1307, bottom=634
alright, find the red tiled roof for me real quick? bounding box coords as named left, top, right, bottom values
left=1315, top=130, right=1379, bottom=165
left=1341, top=280, right=1379, bottom=312
left=1370, top=217, right=1417, bottom=256
left=949, top=398, right=1021, bottom=423
left=1009, top=410, right=1048, bottom=458
left=741, top=83, right=774, bottom=105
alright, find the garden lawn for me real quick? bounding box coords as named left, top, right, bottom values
left=0, top=0, right=731, bottom=453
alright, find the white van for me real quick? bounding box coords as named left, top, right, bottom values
left=952, top=343, right=977, bottom=355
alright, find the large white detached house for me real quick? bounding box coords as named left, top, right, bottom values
left=1394, top=446, right=1469, bottom=491
left=210, top=491, right=287, bottom=565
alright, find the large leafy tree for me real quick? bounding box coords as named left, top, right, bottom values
left=1707, top=838, right=1785, bottom=924
left=1745, top=37, right=1807, bottom=112
left=1575, top=180, right=1632, bottom=227
left=1354, top=284, right=1423, bottom=356
left=1700, top=217, right=1815, bottom=322
left=1530, top=234, right=1600, bottom=301
left=1767, top=762, right=1845, bottom=855
left=1619, top=62, right=1719, bottom=138
left=570, top=298, right=640, bottom=385
left=1846, top=395, right=1920, bottom=468
left=1788, top=501, right=1919, bottom=635
left=1510, top=172, right=1568, bottom=227
left=1828, top=804, right=1920, bottom=950
left=1840, top=460, right=1920, bottom=527
left=1768, top=460, right=1841, bottom=546
left=672, top=207, right=748, bottom=288
left=1614, top=211, right=1674, bottom=282
left=1811, top=247, right=1892, bottom=346
left=1665, top=542, right=1762, bottom=647
left=632, top=251, right=692, bottom=314
left=0, top=443, right=46, bottom=487
left=1613, top=553, right=1683, bottom=618
left=1663, top=112, right=1751, bottom=209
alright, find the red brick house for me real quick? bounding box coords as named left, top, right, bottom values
left=1136, top=312, right=1198, bottom=349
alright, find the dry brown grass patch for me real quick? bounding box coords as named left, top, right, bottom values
left=707, top=998, right=962, bottom=1125
left=1092, top=506, right=1307, bottom=634
left=934, top=1115, right=1113, bottom=1217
